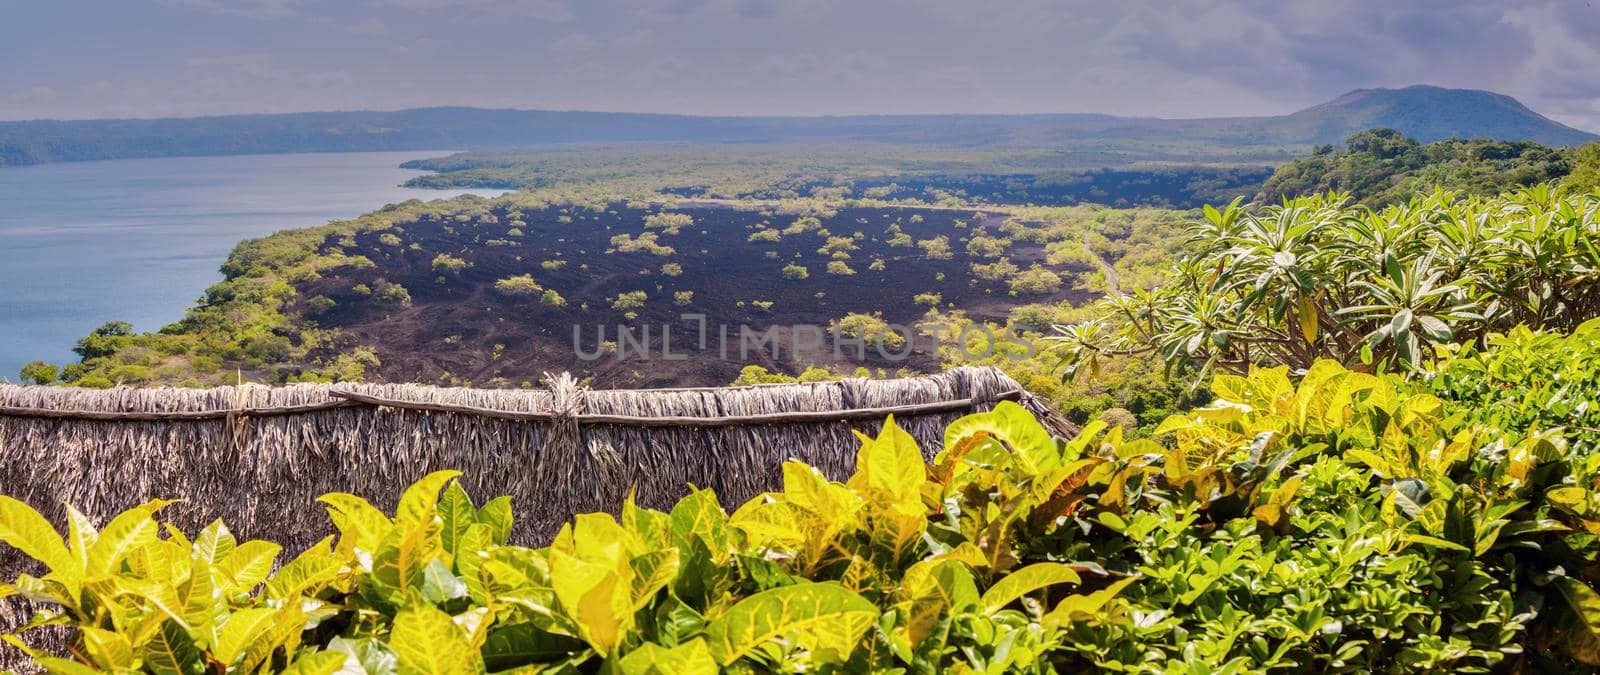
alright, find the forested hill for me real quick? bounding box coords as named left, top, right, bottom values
left=1, top=86, right=1593, bottom=168
left=1257, top=128, right=1600, bottom=207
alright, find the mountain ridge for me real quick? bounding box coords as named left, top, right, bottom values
left=1, top=85, right=1592, bottom=168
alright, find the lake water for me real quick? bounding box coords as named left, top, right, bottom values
left=0, top=151, right=505, bottom=381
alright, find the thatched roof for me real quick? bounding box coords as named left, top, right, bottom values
left=0, top=365, right=1069, bottom=549
left=0, top=366, right=1071, bottom=668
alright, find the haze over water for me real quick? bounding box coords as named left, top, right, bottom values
left=0, top=151, right=504, bottom=382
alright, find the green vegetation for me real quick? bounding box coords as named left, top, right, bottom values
left=492, top=274, right=543, bottom=296
left=747, top=228, right=781, bottom=243
left=825, top=261, right=856, bottom=276
left=1259, top=129, right=1577, bottom=207
left=917, top=236, right=953, bottom=260
left=431, top=253, right=472, bottom=274
left=1054, top=189, right=1600, bottom=381
left=539, top=289, right=567, bottom=307
left=611, top=291, right=648, bottom=311
left=659, top=262, right=683, bottom=277
left=1008, top=265, right=1064, bottom=295
left=673, top=291, right=694, bottom=306
left=610, top=232, right=675, bottom=256
left=781, top=263, right=809, bottom=280
left=831, top=312, right=905, bottom=351
left=12, top=337, right=1600, bottom=670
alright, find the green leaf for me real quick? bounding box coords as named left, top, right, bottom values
left=941, top=401, right=1058, bottom=475
left=396, top=470, right=463, bottom=529
left=319, top=493, right=395, bottom=553
left=439, top=480, right=477, bottom=563
left=0, top=495, right=77, bottom=579
left=142, top=619, right=207, bottom=675
left=1045, top=577, right=1137, bottom=625
left=480, top=623, right=587, bottom=671
left=87, top=506, right=158, bottom=577
left=328, top=637, right=400, bottom=675
left=618, top=639, right=717, bottom=675
left=476, top=497, right=514, bottom=546
left=979, top=562, right=1082, bottom=613
left=212, top=607, right=280, bottom=666
left=705, top=581, right=878, bottom=666
left=847, top=416, right=928, bottom=506
left=80, top=626, right=134, bottom=670
left=266, top=550, right=345, bottom=600
left=389, top=604, right=485, bottom=674
left=1555, top=576, right=1600, bottom=665
left=217, top=540, right=281, bottom=591
left=281, top=651, right=349, bottom=675
left=192, top=519, right=236, bottom=564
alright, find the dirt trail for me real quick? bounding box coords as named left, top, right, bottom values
left=1083, top=233, right=1121, bottom=294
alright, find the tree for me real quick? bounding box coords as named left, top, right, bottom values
left=19, top=361, right=58, bottom=385
left=1566, top=143, right=1600, bottom=193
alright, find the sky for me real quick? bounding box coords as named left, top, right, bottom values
left=3, top=0, right=1599, bottom=131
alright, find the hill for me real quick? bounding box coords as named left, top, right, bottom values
left=1256, top=128, right=1583, bottom=207
left=1257, top=85, right=1598, bottom=147
left=1, top=86, right=1592, bottom=169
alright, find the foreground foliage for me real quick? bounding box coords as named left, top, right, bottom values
left=1054, top=188, right=1600, bottom=380
left=6, top=337, right=1600, bottom=671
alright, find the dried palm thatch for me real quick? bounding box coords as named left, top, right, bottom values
left=0, top=366, right=1070, bottom=665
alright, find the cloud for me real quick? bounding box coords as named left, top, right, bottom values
left=6, top=0, right=1596, bottom=129
left=346, top=18, right=389, bottom=35
left=365, top=0, right=573, bottom=20
left=160, top=0, right=304, bottom=19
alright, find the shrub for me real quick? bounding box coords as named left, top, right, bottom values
left=831, top=312, right=905, bottom=350
left=1008, top=265, right=1064, bottom=295
left=747, top=228, right=781, bottom=243
left=644, top=211, right=693, bottom=233
left=782, top=263, right=809, bottom=280
left=377, top=233, right=403, bottom=247
left=1053, top=190, right=1600, bottom=381
left=305, top=295, right=337, bottom=316
left=660, top=262, right=683, bottom=277
left=540, top=290, right=567, bottom=307
left=610, top=232, right=675, bottom=256
left=782, top=216, right=823, bottom=236
left=673, top=291, right=694, bottom=306
left=913, top=292, right=942, bottom=307
left=965, top=235, right=1009, bottom=258
left=917, top=235, right=953, bottom=259
left=971, top=258, right=1019, bottom=281
left=826, top=261, right=856, bottom=276
left=611, top=290, right=648, bottom=311
left=372, top=279, right=411, bottom=305
left=431, top=253, right=471, bottom=274
left=541, top=259, right=568, bottom=271
left=493, top=274, right=544, bottom=296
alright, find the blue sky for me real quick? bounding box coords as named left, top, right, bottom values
left=3, top=0, right=1598, bottom=130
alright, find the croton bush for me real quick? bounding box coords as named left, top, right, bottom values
left=4, top=327, right=1600, bottom=672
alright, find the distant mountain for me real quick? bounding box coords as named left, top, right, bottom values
left=0, top=86, right=1592, bottom=168
left=1257, top=85, right=1599, bottom=147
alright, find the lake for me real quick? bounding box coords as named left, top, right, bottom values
left=0, top=151, right=505, bottom=382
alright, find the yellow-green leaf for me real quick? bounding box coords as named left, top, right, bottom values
left=705, top=582, right=878, bottom=666
left=618, top=639, right=717, bottom=675
left=87, top=506, right=158, bottom=577
left=0, top=495, right=77, bottom=578
left=390, top=604, right=486, bottom=674
left=396, top=470, right=463, bottom=529
left=1044, top=577, right=1136, bottom=626
left=280, top=651, right=349, bottom=675
left=217, top=540, right=281, bottom=591
left=80, top=626, right=134, bottom=669
left=979, top=562, right=1082, bottom=613
left=212, top=608, right=280, bottom=666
